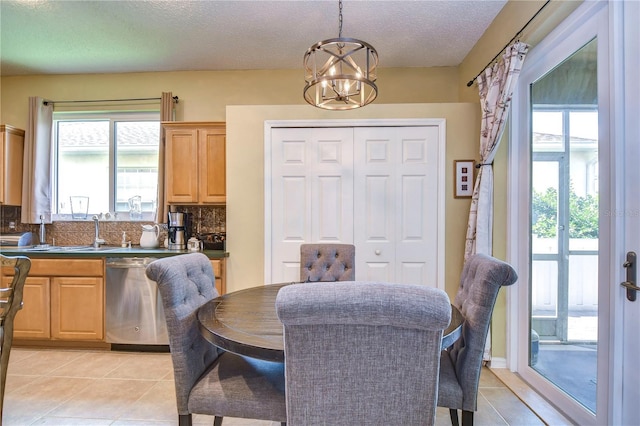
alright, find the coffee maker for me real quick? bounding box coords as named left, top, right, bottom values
left=167, top=212, right=193, bottom=250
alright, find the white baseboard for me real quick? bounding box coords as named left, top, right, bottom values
left=488, top=356, right=507, bottom=368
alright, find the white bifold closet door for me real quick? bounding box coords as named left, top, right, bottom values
left=270, top=127, right=354, bottom=283
left=270, top=125, right=441, bottom=287
left=353, top=126, right=440, bottom=285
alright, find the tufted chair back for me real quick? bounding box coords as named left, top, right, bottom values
left=437, top=253, right=518, bottom=425
left=145, top=253, right=220, bottom=414
left=277, top=281, right=451, bottom=425
left=299, top=244, right=355, bottom=282
left=146, top=253, right=287, bottom=426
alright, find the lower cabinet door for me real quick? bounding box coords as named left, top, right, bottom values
left=210, top=259, right=226, bottom=295
left=12, top=276, right=51, bottom=339
left=51, top=277, right=104, bottom=340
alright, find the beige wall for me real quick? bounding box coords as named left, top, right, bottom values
left=226, top=103, right=479, bottom=300
left=0, top=67, right=459, bottom=128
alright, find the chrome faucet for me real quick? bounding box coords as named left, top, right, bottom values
left=92, top=215, right=106, bottom=247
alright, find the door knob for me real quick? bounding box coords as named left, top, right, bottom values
left=622, top=251, right=638, bottom=302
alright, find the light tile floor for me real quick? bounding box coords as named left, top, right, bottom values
left=4, top=348, right=552, bottom=425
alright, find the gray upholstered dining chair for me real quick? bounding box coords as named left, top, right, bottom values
left=0, top=254, right=31, bottom=425
left=299, top=243, right=355, bottom=282
left=276, top=280, right=451, bottom=425
left=145, top=253, right=286, bottom=426
left=437, top=253, right=518, bottom=426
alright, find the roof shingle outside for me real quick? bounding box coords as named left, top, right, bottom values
left=58, top=121, right=159, bottom=147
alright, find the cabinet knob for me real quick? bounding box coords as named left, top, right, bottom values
left=375, top=250, right=381, bottom=255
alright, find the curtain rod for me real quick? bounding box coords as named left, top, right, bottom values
left=43, top=96, right=179, bottom=105
left=466, top=0, right=550, bottom=87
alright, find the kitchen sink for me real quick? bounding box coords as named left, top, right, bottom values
left=24, top=245, right=121, bottom=252
left=24, top=245, right=77, bottom=252
left=75, top=246, right=122, bottom=252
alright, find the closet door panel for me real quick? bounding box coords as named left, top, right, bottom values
left=396, top=127, right=439, bottom=285
left=281, top=177, right=307, bottom=240
left=271, top=127, right=353, bottom=283
left=316, top=176, right=344, bottom=240
left=355, top=126, right=440, bottom=286
left=311, top=130, right=353, bottom=243
left=354, top=132, right=394, bottom=281
left=272, top=130, right=312, bottom=282
left=360, top=173, right=394, bottom=281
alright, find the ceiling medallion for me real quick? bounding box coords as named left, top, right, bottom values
left=303, top=0, right=378, bottom=110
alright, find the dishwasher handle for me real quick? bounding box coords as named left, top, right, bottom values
left=106, top=257, right=158, bottom=268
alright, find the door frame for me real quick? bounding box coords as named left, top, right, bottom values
left=508, top=1, right=624, bottom=424
left=263, top=118, right=446, bottom=285
left=617, top=0, right=640, bottom=423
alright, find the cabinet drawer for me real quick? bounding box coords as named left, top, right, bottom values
left=29, top=259, right=104, bottom=276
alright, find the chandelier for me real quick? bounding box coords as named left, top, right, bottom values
left=303, top=0, right=378, bottom=110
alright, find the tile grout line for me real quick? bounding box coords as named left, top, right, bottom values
left=477, top=391, right=511, bottom=425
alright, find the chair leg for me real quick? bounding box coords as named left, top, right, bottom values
left=179, top=414, right=192, bottom=426
left=461, top=410, right=474, bottom=426
left=0, top=325, right=12, bottom=426
left=449, top=408, right=459, bottom=426
left=213, top=416, right=223, bottom=426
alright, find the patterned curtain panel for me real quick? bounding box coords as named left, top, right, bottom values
left=21, top=97, right=53, bottom=224
left=464, top=41, right=529, bottom=261
left=154, top=92, right=175, bottom=224
left=464, top=41, right=528, bottom=362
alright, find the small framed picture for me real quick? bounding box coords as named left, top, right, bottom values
left=454, top=160, right=475, bottom=198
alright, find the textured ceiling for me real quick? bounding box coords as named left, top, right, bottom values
left=0, top=0, right=507, bottom=76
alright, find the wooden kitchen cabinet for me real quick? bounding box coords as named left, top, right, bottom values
left=163, top=122, right=226, bottom=204
left=51, top=276, right=103, bottom=340
left=9, top=258, right=104, bottom=341
left=5, top=276, right=50, bottom=339
left=210, top=258, right=226, bottom=295
left=0, top=125, right=25, bottom=206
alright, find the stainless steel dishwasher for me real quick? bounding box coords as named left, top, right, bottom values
left=105, top=257, right=169, bottom=349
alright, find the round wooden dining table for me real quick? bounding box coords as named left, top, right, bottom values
left=197, top=282, right=464, bottom=363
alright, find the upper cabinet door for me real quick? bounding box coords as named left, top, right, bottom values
left=164, top=122, right=226, bottom=205
left=0, top=125, right=25, bottom=206
left=165, top=127, right=199, bottom=203
left=198, top=127, right=226, bottom=204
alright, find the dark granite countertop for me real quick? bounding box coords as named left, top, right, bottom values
left=0, top=246, right=228, bottom=259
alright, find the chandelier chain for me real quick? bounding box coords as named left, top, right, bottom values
left=338, top=0, right=343, bottom=38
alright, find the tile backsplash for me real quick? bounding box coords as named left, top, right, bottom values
left=0, top=205, right=225, bottom=247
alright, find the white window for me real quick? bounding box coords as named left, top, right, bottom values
left=53, top=112, right=160, bottom=221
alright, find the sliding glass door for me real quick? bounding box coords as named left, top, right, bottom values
left=530, top=103, right=599, bottom=413
left=510, top=2, right=609, bottom=424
